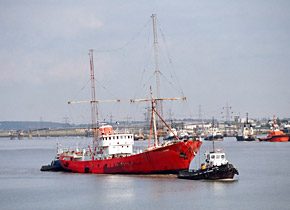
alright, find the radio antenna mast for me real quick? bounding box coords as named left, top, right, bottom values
left=151, top=14, right=163, bottom=124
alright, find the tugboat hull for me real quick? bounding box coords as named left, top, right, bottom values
left=204, top=135, right=224, bottom=141
left=236, top=135, right=258, bottom=141
left=41, top=160, right=65, bottom=172
left=178, top=164, right=239, bottom=180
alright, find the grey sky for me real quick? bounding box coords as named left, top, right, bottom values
left=0, top=0, right=290, bottom=124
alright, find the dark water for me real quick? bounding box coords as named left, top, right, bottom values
left=0, top=137, right=289, bottom=210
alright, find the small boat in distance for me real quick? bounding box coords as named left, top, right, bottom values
left=134, top=129, right=145, bottom=141
left=204, top=118, right=223, bottom=141
left=164, top=128, right=189, bottom=140
left=259, top=116, right=289, bottom=142
left=236, top=113, right=258, bottom=141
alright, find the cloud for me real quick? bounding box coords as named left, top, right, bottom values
left=0, top=3, right=106, bottom=86
left=0, top=3, right=103, bottom=40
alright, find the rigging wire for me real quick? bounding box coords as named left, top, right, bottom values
left=93, top=18, right=151, bottom=53
left=132, top=44, right=154, bottom=99
left=94, top=78, right=118, bottom=99
left=69, top=78, right=91, bottom=102
left=158, top=71, right=183, bottom=97
left=130, top=16, right=190, bottom=122
left=132, top=72, right=156, bottom=99
left=157, top=20, right=185, bottom=98
left=66, top=19, right=154, bottom=126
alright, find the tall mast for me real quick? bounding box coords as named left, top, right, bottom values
left=150, top=87, right=158, bottom=145
left=151, top=14, right=163, bottom=123
left=89, top=49, right=98, bottom=144
left=68, top=50, right=120, bottom=151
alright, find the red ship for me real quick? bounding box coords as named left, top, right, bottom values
left=59, top=86, right=202, bottom=174
left=59, top=84, right=202, bottom=174
left=59, top=124, right=202, bottom=174
left=259, top=116, right=289, bottom=142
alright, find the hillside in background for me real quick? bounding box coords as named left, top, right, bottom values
left=0, top=121, right=74, bottom=131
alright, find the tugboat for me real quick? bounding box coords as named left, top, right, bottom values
left=259, top=115, right=289, bottom=142
left=178, top=140, right=238, bottom=180
left=41, top=143, right=65, bottom=172
left=204, top=118, right=223, bottom=141
left=236, top=113, right=258, bottom=141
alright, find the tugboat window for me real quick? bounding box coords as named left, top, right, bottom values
left=216, top=155, right=220, bottom=159
left=211, top=155, right=215, bottom=159
left=221, top=155, right=225, bottom=159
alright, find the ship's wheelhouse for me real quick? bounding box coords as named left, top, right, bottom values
left=205, top=151, right=228, bottom=166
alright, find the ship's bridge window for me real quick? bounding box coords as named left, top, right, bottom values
left=109, top=137, right=111, bottom=140
left=216, top=155, right=220, bottom=159
left=221, top=155, right=225, bottom=159
left=211, top=155, right=215, bottom=159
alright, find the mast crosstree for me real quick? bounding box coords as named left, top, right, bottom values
left=68, top=49, right=120, bottom=149
left=131, top=87, right=186, bottom=147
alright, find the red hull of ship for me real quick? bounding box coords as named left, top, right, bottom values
left=259, top=135, right=289, bottom=142
left=259, top=130, right=289, bottom=142
left=59, top=140, right=202, bottom=174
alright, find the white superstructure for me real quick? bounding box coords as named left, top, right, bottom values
left=205, top=150, right=228, bottom=167
left=98, top=125, right=134, bottom=157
